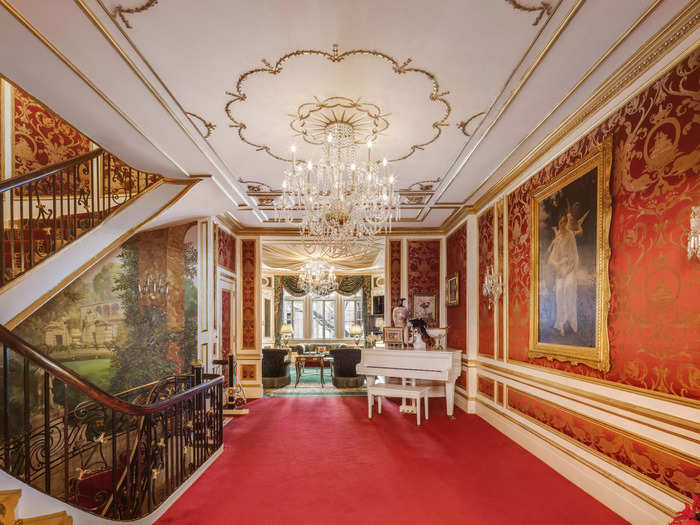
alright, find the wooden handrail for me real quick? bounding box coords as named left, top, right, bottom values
left=0, top=149, right=104, bottom=193
left=0, top=324, right=223, bottom=415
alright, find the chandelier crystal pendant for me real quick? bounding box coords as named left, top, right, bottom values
left=275, top=121, right=400, bottom=254
left=298, top=258, right=338, bottom=296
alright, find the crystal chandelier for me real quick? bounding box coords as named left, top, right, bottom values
left=298, top=258, right=338, bottom=296
left=275, top=121, right=400, bottom=254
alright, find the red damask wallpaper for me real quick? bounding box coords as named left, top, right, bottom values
left=216, top=226, right=236, bottom=273
left=389, top=240, right=402, bottom=312
left=497, top=204, right=505, bottom=360
left=477, top=375, right=495, bottom=399
left=13, top=88, right=91, bottom=176
left=508, top=389, right=699, bottom=498
left=221, top=288, right=232, bottom=384
left=446, top=225, right=467, bottom=350
left=507, top=49, right=700, bottom=399
left=407, top=240, right=440, bottom=327
left=456, top=370, right=467, bottom=390
left=478, top=209, right=494, bottom=356
left=241, top=239, right=257, bottom=349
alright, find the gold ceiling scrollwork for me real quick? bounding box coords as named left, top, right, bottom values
left=290, top=96, right=389, bottom=146
left=111, top=0, right=159, bottom=29
left=185, top=112, right=216, bottom=139
left=505, top=0, right=555, bottom=26
left=225, top=43, right=452, bottom=163
left=457, top=111, right=486, bottom=137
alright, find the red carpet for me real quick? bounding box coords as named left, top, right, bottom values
left=156, top=397, right=628, bottom=525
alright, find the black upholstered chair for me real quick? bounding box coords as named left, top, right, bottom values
left=329, top=348, right=364, bottom=388
left=262, top=349, right=290, bottom=388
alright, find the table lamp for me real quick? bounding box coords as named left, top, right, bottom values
left=280, top=323, right=293, bottom=349
left=349, top=323, right=363, bottom=347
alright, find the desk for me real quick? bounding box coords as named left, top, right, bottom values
left=295, top=353, right=330, bottom=387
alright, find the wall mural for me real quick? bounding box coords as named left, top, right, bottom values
left=507, top=48, right=700, bottom=399
left=446, top=225, right=466, bottom=350
left=14, top=223, right=198, bottom=394
left=407, top=240, right=440, bottom=327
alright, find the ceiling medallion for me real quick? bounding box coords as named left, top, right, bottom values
left=225, top=43, right=451, bottom=163
left=290, top=96, right=389, bottom=147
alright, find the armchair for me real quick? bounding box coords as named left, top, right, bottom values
left=329, top=348, right=364, bottom=388
left=262, top=349, right=291, bottom=388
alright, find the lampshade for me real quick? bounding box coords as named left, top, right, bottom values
left=348, top=323, right=363, bottom=336
left=280, top=323, right=294, bottom=335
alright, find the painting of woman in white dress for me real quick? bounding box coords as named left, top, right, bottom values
left=537, top=167, right=598, bottom=348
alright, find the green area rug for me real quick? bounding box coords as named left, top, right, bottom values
left=265, top=367, right=367, bottom=397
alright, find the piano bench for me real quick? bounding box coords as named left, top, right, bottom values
left=367, top=384, right=430, bottom=426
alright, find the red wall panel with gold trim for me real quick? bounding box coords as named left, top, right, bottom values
left=241, top=239, right=257, bottom=349
left=13, top=88, right=91, bottom=176
left=389, top=240, right=402, bottom=311
left=507, top=49, right=700, bottom=399
left=216, top=226, right=236, bottom=273
left=407, top=240, right=441, bottom=327
left=507, top=389, right=699, bottom=498
left=477, top=375, right=495, bottom=399
left=478, top=209, right=494, bottom=356
left=446, top=225, right=467, bottom=350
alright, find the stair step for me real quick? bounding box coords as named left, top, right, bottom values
left=16, top=510, right=72, bottom=525
left=0, top=489, right=21, bottom=524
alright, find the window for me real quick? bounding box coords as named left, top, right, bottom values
left=312, top=293, right=336, bottom=339
left=343, top=290, right=363, bottom=337
left=283, top=291, right=304, bottom=339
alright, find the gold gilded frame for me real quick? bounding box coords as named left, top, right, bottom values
left=446, top=273, right=459, bottom=306
left=528, top=135, right=612, bottom=372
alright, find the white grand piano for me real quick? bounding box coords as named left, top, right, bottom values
left=356, top=349, right=462, bottom=418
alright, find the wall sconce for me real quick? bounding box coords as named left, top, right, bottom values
left=482, top=265, right=503, bottom=309
left=137, top=273, right=169, bottom=308
left=688, top=206, right=700, bottom=260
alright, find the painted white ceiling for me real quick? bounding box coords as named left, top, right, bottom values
left=0, top=0, right=692, bottom=229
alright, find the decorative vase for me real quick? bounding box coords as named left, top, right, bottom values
left=392, top=298, right=409, bottom=328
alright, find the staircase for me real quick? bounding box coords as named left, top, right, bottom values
left=0, top=490, right=72, bottom=524
left=1, top=149, right=160, bottom=289
left=0, top=325, right=224, bottom=521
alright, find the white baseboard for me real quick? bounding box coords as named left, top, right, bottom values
left=476, top=401, right=677, bottom=525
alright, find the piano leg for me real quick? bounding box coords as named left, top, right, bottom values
left=446, top=381, right=456, bottom=420
left=368, top=391, right=373, bottom=419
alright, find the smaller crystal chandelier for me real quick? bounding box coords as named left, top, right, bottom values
left=482, top=265, right=503, bottom=309
left=298, top=259, right=338, bottom=296
left=688, top=206, right=700, bottom=260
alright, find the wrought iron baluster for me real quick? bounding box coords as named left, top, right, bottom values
left=63, top=382, right=69, bottom=502
left=19, top=185, right=24, bottom=275
left=72, top=167, right=77, bottom=240
left=28, top=181, right=34, bottom=269
left=52, top=174, right=57, bottom=256
left=23, top=356, right=30, bottom=482
left=111, top=409, right=117, bottom=519
left=59, top=170, right=64, bottom=250
left=2, top=345, right=9, bottom=471
left=1, top=189, right=5, bottom=286
left=43, top=371, right=51, bottom=493
left=9, top=187, right=14, bottom=279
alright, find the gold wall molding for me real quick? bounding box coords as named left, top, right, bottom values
left=225, top=43, right=451, bottom=163
left=463, top=5, right=700, bottom=215
left=506, top=387, right=696, bottom=503
left=476, top=397, right=678, bottom=517
left=111, top=0, right=159, bottom=29
left=505, top=0, right=556, bottom=26
left=479, top=361, right=700, bottom=438
left=456, top=111, right=486, bottom=137
left=185, top=111, right=216, bottom=139
left=4, top=179, right=199, bottom=330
